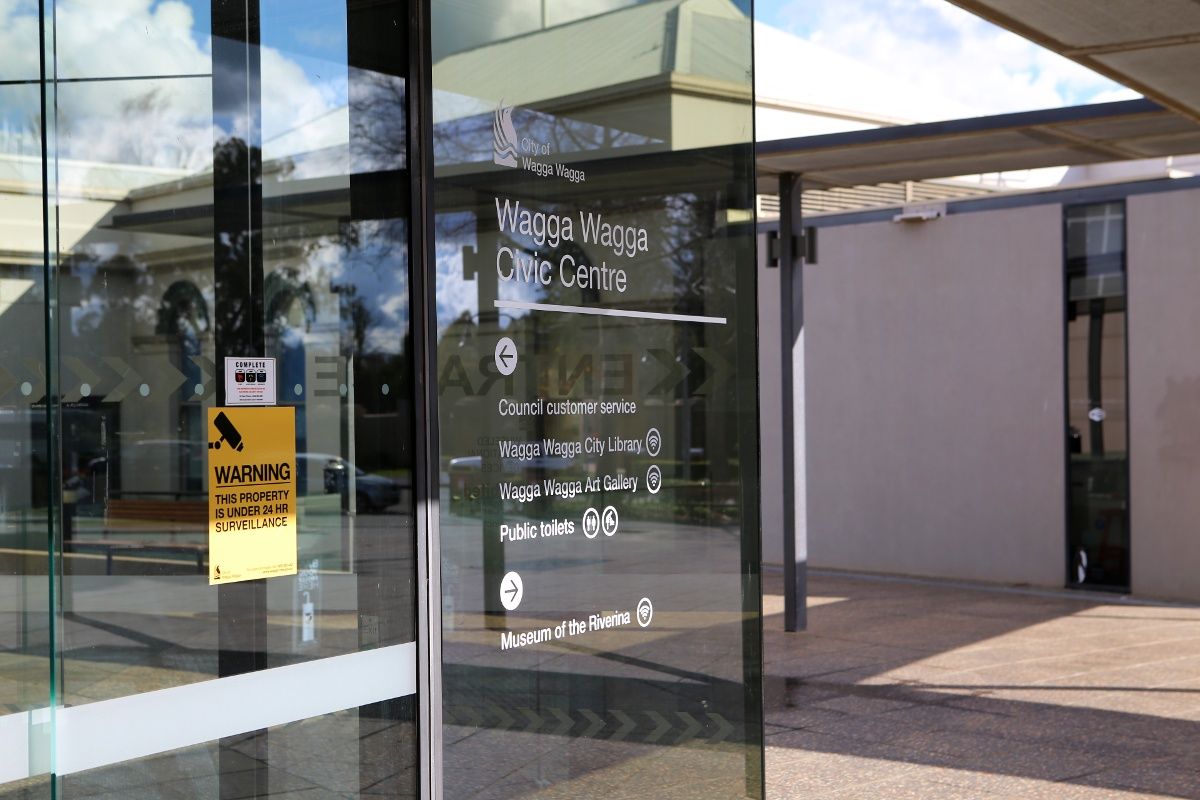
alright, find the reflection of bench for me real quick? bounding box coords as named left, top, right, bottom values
left=105, top=499, right=208, bottom=528
left=65, top=539, right=207, bottom=575
left=64, top=498, right=210, bottom=575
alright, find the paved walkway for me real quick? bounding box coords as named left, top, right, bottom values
left=763, top=571, right=1200, bottom=799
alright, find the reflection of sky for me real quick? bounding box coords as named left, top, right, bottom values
left=179, top=0, right=348, bottom=67
left=433, top=211, right=547, bottom=336
left=175, top=0, right=211, bottom=44
left=260, top=0, right=349, bottom=109
left=0, top=0, right=355, bottom=168
left=343, top=221, right=410, bottom=354
left=295, top=222, right=411, bottom=355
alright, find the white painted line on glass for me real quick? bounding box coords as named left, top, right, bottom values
left=56, top=641, right=416, bottom=775
left=494, top=299, right=727, bottom=325
left=0, top=711, right=31, bottom=783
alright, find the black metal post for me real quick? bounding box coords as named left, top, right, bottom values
left=779, top=173, right=807, bottom=632
left=211, top=1, right=268, bottom=795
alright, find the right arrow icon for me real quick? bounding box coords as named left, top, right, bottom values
left=500, top=570, right=524, bottom=610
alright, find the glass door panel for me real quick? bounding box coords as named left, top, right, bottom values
left=26, top=0, right=421, bottom=796
left=0, top=80, right=53, bottom=800
left=431, top=3, right=763, bottom=798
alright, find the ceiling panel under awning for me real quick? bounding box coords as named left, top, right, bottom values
left=756, top=99, right=1200, bottom=191
left=947, top=0, right=1200, bottom=122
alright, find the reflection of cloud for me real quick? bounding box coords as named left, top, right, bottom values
left=758, top=0, right=1138, bottom=136
left=261, top=48, right=349, bottom=162
left=56, top=0, right=208, bottom=80
left=436, top=242, right=479, bottom=336
left=57, top=81, right=214, bottom=173
left=0, top=0, right=41, bottom=80
left=0, top=0, right=350, bottom=176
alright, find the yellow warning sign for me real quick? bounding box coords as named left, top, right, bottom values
left=207, top=406, right=297, bottom=585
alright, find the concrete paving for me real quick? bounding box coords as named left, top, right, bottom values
left=764, top=570, right=1200, bottom=799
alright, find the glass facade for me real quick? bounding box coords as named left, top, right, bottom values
left=0, top=0, right=761, bottom=797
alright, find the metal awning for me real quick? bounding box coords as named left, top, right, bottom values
left=947, top=0, right=1200, bottom=123
left=756, top=98, right=1200, bottom=192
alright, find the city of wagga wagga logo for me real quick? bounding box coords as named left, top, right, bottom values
left=491, top=102, right=585, bottom=183
left=495, top=196, right=648, bottom=293
left=493, top=102, right=519, bottom=167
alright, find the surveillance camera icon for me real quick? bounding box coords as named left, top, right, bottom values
left=209, top=411, right=245, bottom=452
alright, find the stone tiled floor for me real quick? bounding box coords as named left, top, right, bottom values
left=764, top=570, right=1200, bottom=799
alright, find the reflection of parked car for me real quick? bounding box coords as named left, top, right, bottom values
left=298, top=453, right=403, bottom=513
left=447, top=453, right=574, bottom=512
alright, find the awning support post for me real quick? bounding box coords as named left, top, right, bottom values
left=778, top=172, right=807, bottom=632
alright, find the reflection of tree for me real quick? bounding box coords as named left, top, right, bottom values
left=334, top=218, right=409, bottom=353
left=30, top=87, right=213, bottom=170
left=265, top=270, right=316, bottom=330
left=432, top=106, right=656, bottom=167
left=64, top=250, right=158, bottom=339
left=157, top=281, right=210, bottom=338
left=214, top=136, right=261, bottom=184
left=349, top=70, right=407, bottom=172
left=332, top=284, right=372, bottom=356
left=116, top=88, right=210, bottom=170
left=213, top=137, right=263, bottom=355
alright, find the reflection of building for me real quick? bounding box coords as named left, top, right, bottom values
left=435, top=0, right=752, bottom=151
left=0, top=154, right=407, bottom=514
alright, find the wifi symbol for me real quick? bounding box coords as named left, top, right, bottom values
left=645, top=427, right=662, bottom=457
left=646, top=465, right=662, bottom=495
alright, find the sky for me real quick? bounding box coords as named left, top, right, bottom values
left=756, top=0, right=1138, bottom=132
left=0, top=0, right=1145, bottom=169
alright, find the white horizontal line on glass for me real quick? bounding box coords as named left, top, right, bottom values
left=494, top=299, right=727, bottom=325
left=0, top=641, right=415, bottom=780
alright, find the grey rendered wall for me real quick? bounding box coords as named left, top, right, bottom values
left=806, top=205, right=1064, bottom=586
left=758, top=232, right=784, bottom=565
left=1128, top=189, right=1200, bottom=601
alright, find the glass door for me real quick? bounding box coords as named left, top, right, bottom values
left=0, top=0, right=421, bottom=795
left=1065, top=201, right=1130, bottom=590
left=430, top=2, right=764, bottom=798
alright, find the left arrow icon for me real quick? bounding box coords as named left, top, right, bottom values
left=500, top=570, right=524, bottom=611
left=494, top=337, right=518, bottom=376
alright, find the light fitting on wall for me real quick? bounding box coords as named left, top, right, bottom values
left=892, top=202, right=946, bottom=223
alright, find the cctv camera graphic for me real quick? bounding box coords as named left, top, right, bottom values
left=209, top=411, right=245, bottom=452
